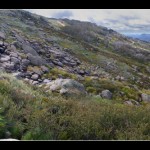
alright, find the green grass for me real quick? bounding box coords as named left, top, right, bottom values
left=43, top=67, right=77, bottom=80
left=1, top=72, right=150, bottom=140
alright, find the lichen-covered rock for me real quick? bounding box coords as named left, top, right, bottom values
left=141, top=93, right=150, bottom=103
left=43, top=79, right=51, bottom=83
left=27, top=53, right=46, bottom=66
left=22, top=43, right=39, bottom=56
left=46, top=79, right=86, bottom=96
left=0, top=55, right=10, bottom=62
left=101, top=90, right=112, bottom=100
left=31, top=74, right=39, bottom=81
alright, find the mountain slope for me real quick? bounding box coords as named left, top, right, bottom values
left=0, top=9, right=150, bottom=100
left=0, top=9, right=150, bottom=140
left=0, top=9, right=150, bottom=96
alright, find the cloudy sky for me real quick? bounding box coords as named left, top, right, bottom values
left=25, top=9, right=150, bottom=34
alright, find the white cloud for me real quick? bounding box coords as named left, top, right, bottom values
left=24, top=9, right=150, bottom=34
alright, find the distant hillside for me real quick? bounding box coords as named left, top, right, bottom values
left=125, top=33, right=150, bottom=42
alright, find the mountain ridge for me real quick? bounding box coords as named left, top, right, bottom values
left=0, top=9, right=150, bottom=140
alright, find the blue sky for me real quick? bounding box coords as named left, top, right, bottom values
left=25, top=9, right=150, bottom=34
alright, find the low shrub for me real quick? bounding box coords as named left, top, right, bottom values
left=1, top=72, right=150, bottom=140
left=43, top=68, right=77, bottom=80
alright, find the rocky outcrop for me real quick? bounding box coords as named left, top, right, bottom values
left=45, top=79, right=86, bottom=96
left=43, top=46, right=81, bottom=69
left=0, top=45, right=21, bottom=72
left=1, top=10, right=150, bottom=104
left=22, top=43, right=39, bottom=56
left=27, top=53, right=46, bottom=66
left=0, top=29, right=84, bottom=80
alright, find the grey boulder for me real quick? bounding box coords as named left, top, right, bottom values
left=22, top=43, right=39, bottom=56
left=27, top=53, right=46, bottom=66
left=141, top=93, right=150, bottom=103
left=0, top=56, right=10, bottom=62
left=101, top=90, right=112, bottom=100
left=31, top=74, right=39, bottom=81
left=46, top=79, right=86, bottom=96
